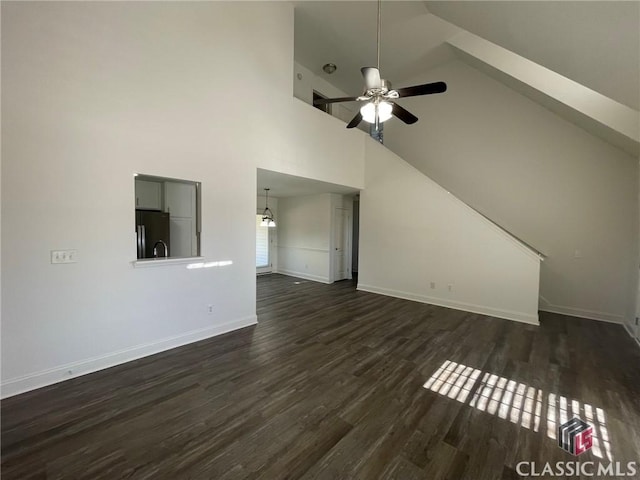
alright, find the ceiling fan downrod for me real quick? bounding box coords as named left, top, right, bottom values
left=376, top=0, right=381, bottom=72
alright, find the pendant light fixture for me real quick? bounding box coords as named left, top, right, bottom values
left=260, top=188, right=276, bottom=227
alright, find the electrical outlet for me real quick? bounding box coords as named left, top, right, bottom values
left=430, top=282, right=436, bottom=289
left=208, top=305, right=214, bottom=314
left=448, top=284, right=453, bottom=292
left=51, top=250, right=77, bottom=264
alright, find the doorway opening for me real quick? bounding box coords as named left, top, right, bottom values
left=255, top=168, right=360, bottom=292
left=256, top=214, right=272, bottom=274
left=312, top=91, right=332, bottom=116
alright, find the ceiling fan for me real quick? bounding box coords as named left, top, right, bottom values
left=313, top=0, right=447, bottom=130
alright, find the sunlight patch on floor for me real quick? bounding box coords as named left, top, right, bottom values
left=423, top=360, right=611, bottom=460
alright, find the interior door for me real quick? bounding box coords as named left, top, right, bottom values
left=333, top=207, right=348, bottom=281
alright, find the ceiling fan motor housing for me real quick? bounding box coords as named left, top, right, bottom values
left=365, top=79, right=392, bottom=97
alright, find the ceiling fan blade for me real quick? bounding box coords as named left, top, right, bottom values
left=361, top=67, right=382, bottom=89
left=396, top=81, right=447, bottom=98
left=391, top=103, right=419, bottom=124
left=346, top=112, right=363, bottom=129
left=313, top=96, right=359, bottom=105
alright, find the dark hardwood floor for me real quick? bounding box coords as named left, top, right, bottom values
left=2, top=274, right=640, bottom=479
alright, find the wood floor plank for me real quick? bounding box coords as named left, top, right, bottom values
left=2, top=274, right=640, bottom=479
left=420, top=440, right=469, bottom=480
left=379, top=455, right=428, bottom=480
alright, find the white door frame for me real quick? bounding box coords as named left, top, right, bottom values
left=330, top=206, right=352, bottom=282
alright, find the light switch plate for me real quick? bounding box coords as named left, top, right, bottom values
left=51, top=250, right=77, bottom=264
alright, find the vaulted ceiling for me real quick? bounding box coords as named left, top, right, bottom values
left=293, top=1, right=639, bottom=155
left=294, top=1, right=457, bottom=96
left=425, top=1, right=639, bottom=110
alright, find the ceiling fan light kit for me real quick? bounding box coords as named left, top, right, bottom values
left=312, top=0, right=447, bottom=131
left=361, top=100, right=392, bottom=123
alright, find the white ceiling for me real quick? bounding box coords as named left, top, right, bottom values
left=294, top=1, right=640, bottom=110
left=257, top=168, right=359, bottom=198
left=425, top=1, right=640, bottom=110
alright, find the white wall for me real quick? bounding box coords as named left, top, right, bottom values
left=257, top=97, right=366, bottom=189
left=277, top=193, right=353, bottom=283
left=447, top=31, right=639, bottom=156
left=276, top=194, right=332, bottom=283
left=359, top=139, right=542, bottom=325
left=1, top=2, right=365, bottom=397
left=385, top=60, right=639, bottom=325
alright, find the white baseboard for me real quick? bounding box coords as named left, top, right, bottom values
left=1, top=315, right=257, bottom=399
left=357, top=284, right=539, bottom=326
left=623, top=322, right=640, bottom=347
left=276, top=269, right=331, bottom=284
left=538, top=295, right=624, bottom=324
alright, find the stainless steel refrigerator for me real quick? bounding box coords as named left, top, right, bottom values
left=136, top=210, right=170, bottom=259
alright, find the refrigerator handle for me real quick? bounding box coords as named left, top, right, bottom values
left=137, top=225, right=143, bottom=259
left=141, top=225, right=146, bottom=258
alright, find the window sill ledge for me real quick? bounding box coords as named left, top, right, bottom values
left=132, top=257, right=204, bottom=268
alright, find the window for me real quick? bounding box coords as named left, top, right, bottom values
left=256, top=214, right=269, bottom=268
left=134, top=174, right=201, bottom=260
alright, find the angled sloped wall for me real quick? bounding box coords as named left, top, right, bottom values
left=385, top=60, right=638, bottom=326
left=359, top=139, right=541, bottom=324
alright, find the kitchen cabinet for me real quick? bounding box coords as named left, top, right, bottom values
left=164, top=181, right=197, bottom=257
left=164, top=182, right=194, bottom=217
left=135, top=180, right=162, bottom=210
